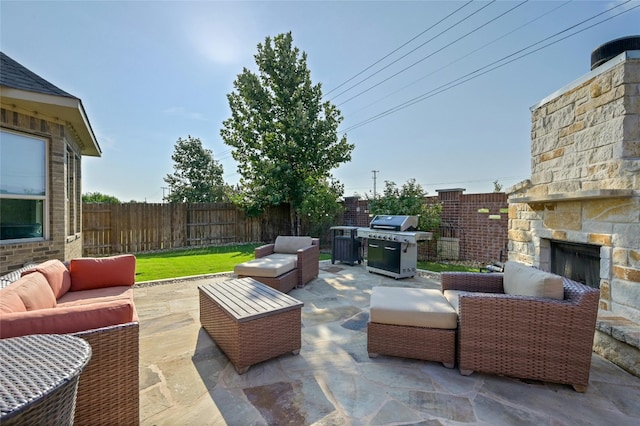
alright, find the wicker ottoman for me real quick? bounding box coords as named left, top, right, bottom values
left=199, top=277, right=303, bottom=374
left=367, top=287, right=457, bottom=368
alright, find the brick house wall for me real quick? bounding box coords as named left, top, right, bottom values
left=0, top=108, right=83, bottom=274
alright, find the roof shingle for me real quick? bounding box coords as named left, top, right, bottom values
left=0, top=52, right=75, bottom=98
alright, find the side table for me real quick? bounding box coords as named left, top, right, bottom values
left=0, top=334, right=92, bottom=425
left=199, top=277, right=304, bottom=373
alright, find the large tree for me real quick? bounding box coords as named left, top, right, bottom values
left=164, top=135, right=226, bottom=203
left=221, top=32, right=354, bottom=235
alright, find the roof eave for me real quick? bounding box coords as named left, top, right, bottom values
left=0, top=86, right=102, bottom=157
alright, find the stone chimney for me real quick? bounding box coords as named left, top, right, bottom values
left=507, top=37, right=640, bottom=376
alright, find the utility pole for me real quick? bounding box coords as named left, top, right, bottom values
left=161, top=186, right=169, bottom=202
left=372, top=170, right=380, bottom=198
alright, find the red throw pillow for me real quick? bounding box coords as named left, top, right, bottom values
left=69, top=255, right=136, bottom=291
left=22, top=259, right=71, bottom=299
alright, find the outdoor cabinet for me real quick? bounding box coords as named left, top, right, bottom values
left=330, top=226, right=362, bottom=266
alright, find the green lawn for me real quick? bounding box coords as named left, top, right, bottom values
left=134, top=244, right=477, bottom=282
left=134, top=244, right=330, bottom=282
left=417, top=261, right=480, bottom=273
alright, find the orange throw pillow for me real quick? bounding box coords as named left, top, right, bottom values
left=69, top=255, right=136, bottom=291
left=22, top=259, right=71, bottom=299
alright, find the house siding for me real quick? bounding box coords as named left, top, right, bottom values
left=0, top=108, right=83, bottom=274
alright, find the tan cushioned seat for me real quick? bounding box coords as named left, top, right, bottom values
left=443, top=289, right=473, bottom=314
left=370, top=287, right=457, bottom=329
left=234, top=254, right=297, bottom=278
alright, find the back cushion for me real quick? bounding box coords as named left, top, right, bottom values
left=11, top=272, right=57, bottom=310
left=503, top=261, right=564, bottom=300
left=274, top=236, right=313, bottom=254
left=69, top=254, right=136, bottom=291
left=22, top=259, right=71, bottom=299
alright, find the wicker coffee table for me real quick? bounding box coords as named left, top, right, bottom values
left=199, top=277, right=304, bottom=374
left=0, top=334, right=92, bottom=426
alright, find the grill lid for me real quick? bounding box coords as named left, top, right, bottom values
left=369, top=215, right=418, bottom=231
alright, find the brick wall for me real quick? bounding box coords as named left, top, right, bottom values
left=0, top=108, right=82, bottom=274
left=340, top=189, right=508, bottom=262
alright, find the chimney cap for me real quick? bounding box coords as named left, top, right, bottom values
left=591, top=35, right=640, bottom=70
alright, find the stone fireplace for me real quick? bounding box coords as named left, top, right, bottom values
left=507, top=39, right=639, bottom=376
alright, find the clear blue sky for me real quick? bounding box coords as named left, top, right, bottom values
left=2, top=1, right=638, bottom=202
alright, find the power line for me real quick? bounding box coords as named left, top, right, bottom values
left=330, top=0, right=499, bottom=102
left=344, top=0, right=574, bottom=120
left=340, top=0, right=637, bottom=133
left=336, top=0, right=528, bottom=107
left=324, top=0, right=475, bottom=98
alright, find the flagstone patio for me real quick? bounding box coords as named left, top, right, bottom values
left=136, top=261, right=640, bottom=425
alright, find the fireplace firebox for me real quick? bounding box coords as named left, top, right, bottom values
left=550, top=241, right=600, bottom=289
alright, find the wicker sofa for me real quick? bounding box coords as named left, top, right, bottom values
left=441, top=261, right=600, bottom=392
left=235, top=236, right=320, bottom=293
left=0, top=255, right=139, bottom=425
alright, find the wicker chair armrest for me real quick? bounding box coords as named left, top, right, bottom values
left=440, top=272, right=504, bottom=293
left=297, top=243, right=320, bottom=264
left=255, top=244, right=275, bottom=258
left=458, top=291, right=598, bottom=338
left=297, top=240, right=320, bottom=286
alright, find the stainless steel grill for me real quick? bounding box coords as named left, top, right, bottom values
left=356, top=215, right=432, bottom=279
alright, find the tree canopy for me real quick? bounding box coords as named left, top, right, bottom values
left=82, top=192, right=120, bottom=204
left=220, top=32, right=354, bottom=234
left=368, top=179, right=441, bottom=231
left=164, top=135, right=226, bottom=203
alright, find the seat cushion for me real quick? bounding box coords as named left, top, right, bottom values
left=442, top=289, right=474, bottom=314
left=503, top=261, right=564, bottom=300
left=370, top=287, right=457, bottom=329
left=274, top=236, right=313, bottom=254
left=234, top=254, right=297, bottom=278
left=57, top=286, right=134, bottom=307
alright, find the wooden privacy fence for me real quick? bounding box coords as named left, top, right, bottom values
left=82, top=203, right=291, bottom=256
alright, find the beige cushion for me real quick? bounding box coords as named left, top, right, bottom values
left=503, top=261, right=564, bottom=300
left=234, top=254, right=297, bottom=278
left=274, top=236, right=313, bottom=254
left=442, top=290, right=473, bottom=314
left=370, top=287, right=457, bottom=329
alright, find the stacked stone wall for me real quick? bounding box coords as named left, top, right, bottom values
left=509, top=56, right=640, bottom=323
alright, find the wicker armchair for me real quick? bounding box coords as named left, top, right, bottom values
left=441, top=271, right=600, bottom=392
left=253, top=237, right=320, bottom=288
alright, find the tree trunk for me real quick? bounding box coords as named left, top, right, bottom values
left=289, top=204, right=296, bottom=236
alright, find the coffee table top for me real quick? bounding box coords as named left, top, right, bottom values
left=0, top=334, right=92, bottom=421
left=199, top=277, right=304, bottom=322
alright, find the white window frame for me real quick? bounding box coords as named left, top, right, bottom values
left=0, top=129, right=49, bottom=243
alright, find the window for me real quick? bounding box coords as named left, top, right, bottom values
left=66, top=144, right=81, bottom=236
left=0, top=130, right=47, bottom=241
